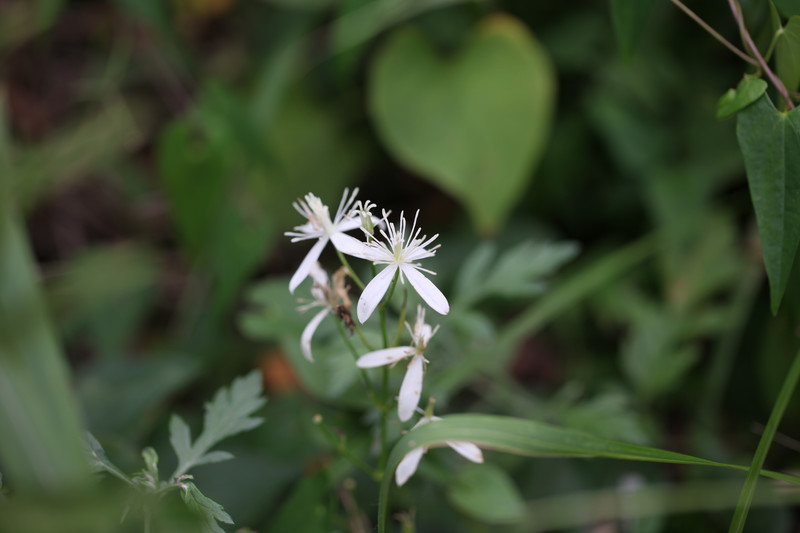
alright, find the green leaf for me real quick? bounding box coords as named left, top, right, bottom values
left=454, top=240, right=579, bottom=307
left=729, top=348, right=800, bottom=533
left=267, top=473, right=330, bottom=533
left=377, top=414, right=800, bottom=532
left=736, top=94, right=800, bottom=314
left=170, top=371, right=266, bottom=479
left=717, top=77, right=769, bottom=119
left=447, top=464, right=527, bottom=524
left=0, top=203, right=89, bottom=493
left=776, top=16, right=800, bottom=92
left=774, top=0, right=800, bottom=17
left=369, top=14, right=556, bottom=234
left=609, top=0, right=656, bottom=58
left=181, top=481, right=233, bottom=533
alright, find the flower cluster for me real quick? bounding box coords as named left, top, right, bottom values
left=286, top=188, right=480, bottom=486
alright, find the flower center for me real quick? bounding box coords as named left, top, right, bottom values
left=305, top=195, right=336, bottom=235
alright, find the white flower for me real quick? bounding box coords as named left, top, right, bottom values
left=356, top=210, right=449, bottom=323
left=395, top=416, right=484, bottom=486
left=298, top=264, right=351, bottom=362
left=356, top=306, right=437, bottom=421
left=285, top=188, right=368, bottom=293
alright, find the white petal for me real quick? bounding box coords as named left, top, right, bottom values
left=308, top=263, right=329, bottom=287
left=330, top=232, right=370, bottom=259
left=356, top=346, right=415, bottom=368
left=395, top=446, right=426, bottom=487
left=289, top=238, right=329, bottom=293
left=357, top=265, right=397, bottom=323
left=300, top=309, right=329, bottom=362
left=402, top=266, right=449, bottom=315
left=446, top=441, right=484, bottom=463
left=398, top=354, right=425, bottom=422
left=336, top=217, right=363, bottom=232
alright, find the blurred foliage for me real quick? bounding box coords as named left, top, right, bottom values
left=1, top=0, right=800, bottom=531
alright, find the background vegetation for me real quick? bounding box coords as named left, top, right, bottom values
left=1, top=0, right=799, bottom=531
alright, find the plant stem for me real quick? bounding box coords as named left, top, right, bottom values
left=334, top=318, right=374, bottom=393
left=314, top=416, right=382, bottom=481
left=352, top=322, right=375, bottom=351
left=336, top=248, right=365, bottom=290
left=392, top=288, right=409, bottom=346
left=728, top=347, right=800, bottom=532
left=728, top=0, right=795, bottom=110
left=669, top=0, right=757, bottom=65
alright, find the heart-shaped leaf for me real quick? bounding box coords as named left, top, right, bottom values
left=369, top=14, right=555, bottom=234
left=736, top=94, right=800, bottom=314
left=716, top=77, right=768, bottom=119
left=774, top=0, right=800, bottom=17
left=777, top=16, right=800, bottom=92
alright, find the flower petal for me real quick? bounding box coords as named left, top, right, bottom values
left=395, top=446, right=426, bottom=487
left=289, top=238, right=329, bottom=293
left=356, top=346, right=415, bottom=368
left=336, top=217, right=363, bottom=232
left=357, top=264, right=397, bottom=323
left=330, top=232, right=370, bottom=259
left=398, top=354, right=425, bottom=422
left=446, top=441, right=484, bottom=463
left=402, top=266, right=449, bottom=315
left=308, top=262, right=329, bottom=287
left=300, top=308, right=329, bottom=362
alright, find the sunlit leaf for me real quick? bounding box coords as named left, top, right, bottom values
left=736, top=94, right=800, bottom=313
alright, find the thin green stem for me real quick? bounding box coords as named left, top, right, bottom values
left=379, top=367, right=389, bottom=473
left=314, top=415, right=382, bottom=481
left=669, top=0, right=757, bottom=65
left=729, top=347, right=800, bottom=532
left=392, top=287, right=409, bottom=346
left=334, top=317, right=374, bottom=393
left=352, top=322, right=375, bottom=351
left=728, top=0, right=795, bottom=110
left=336, top=248, right=365, bottom=290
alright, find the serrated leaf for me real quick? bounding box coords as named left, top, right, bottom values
left=376, top=414, right=800, bottom=533
left=736, top=94, right=800, bottom=313
left=717, top=77, right=768, bottom=119
left=369, top=14, right=555, bottom=233
left=610, top=0, right=656, bottom=58
left=169, top=415, right=193, bottom=470
left=171, top=371, right=266, bottom=478
left=777, top=16, right=800, bottom=92
left=195, top=451, right=235, bottom=467
left=447, top=464, right=527, bottom=524
left=182, top=481, right=233, bottom=533
left=455, top=240, right=579, bottom=306
left=774, top=0, right=800, bottom=17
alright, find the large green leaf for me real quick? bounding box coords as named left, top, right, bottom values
left=609, top=0, right=657, bottom=58
left=0, top=205, right=89, bottom=493
left=446, top=464, right=527, bottom=524
left=774, top=0, right=800, bottom=17
left=736, top=94, right=800, bottom=314
left=369, top=14, right=555, bottom=234
left=776, top=16, right=800, bottom=92
left=717, top=77, right=768, bottom=119
left=377, top=414, right=800, bottom=532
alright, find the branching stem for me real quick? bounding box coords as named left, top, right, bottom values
left=669, top=0, right=757, bottom=65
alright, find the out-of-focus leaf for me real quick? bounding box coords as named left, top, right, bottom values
left=78, top=355, right=201, bottom=436
left=369, top=14, right=556, bottom=234
left=0, top=202, right=89, bottom=492
left=266, top=472, right=330, bottom=533
left=0, top=0, right=66, bottom=51
left=776, top=16, right=800, bottom=92
left=239, top=279, right=364, bottom=402
left=46, top=243, right=159, bottom=355
left=377, top=414, right=800, bottom=532
left=621, top=313, right=698, bottom=400
left=560, top=391, right=652, bottom=445
left=447, top=464, right=527, bottom=524
left=717, top=77, right=768, bottom=119
left=454, top=240, right=579, bottom=307
left=609, top=0, right=656, bottom=58
left=774, top=0, right=800, bottom=17
left=13, top=100, right=143, bottom=210
left=736, top=94, right=800, bottom=314
left=265, top=0, right=332, bottom=11
left=171, top=371, right=266, bottom=478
